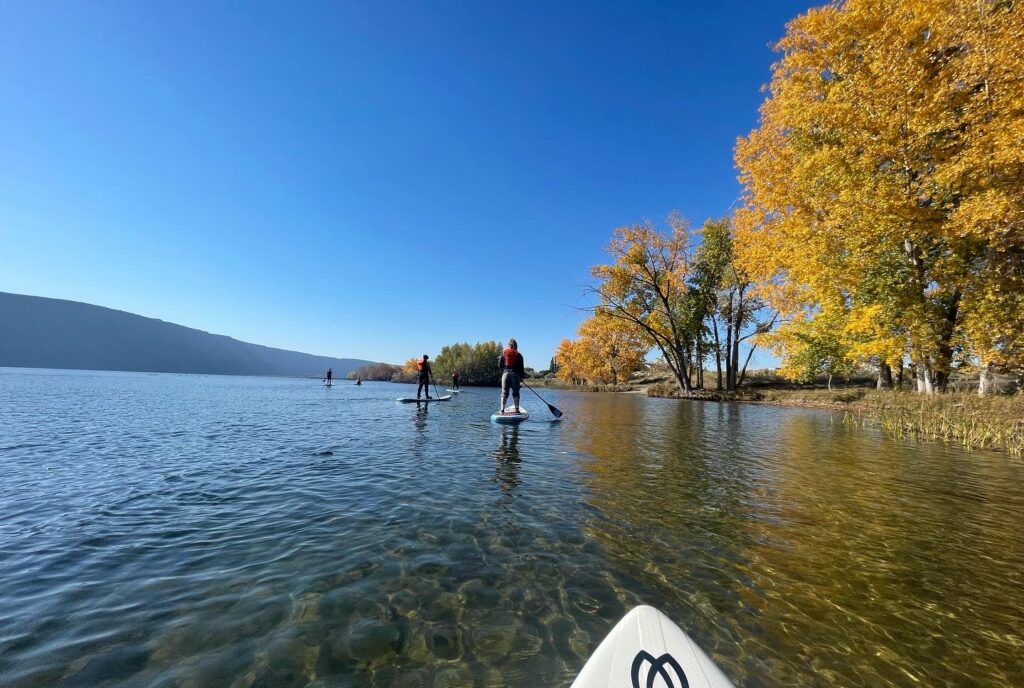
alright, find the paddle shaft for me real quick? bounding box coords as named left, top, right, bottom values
left=521, top=379, right=563, bottom=418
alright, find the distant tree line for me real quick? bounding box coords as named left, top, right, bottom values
left=346, top=362, right=402, bottom=381
left=349, top=342, right=539, bottom=387
left=432, top=341, right=504, bottom=386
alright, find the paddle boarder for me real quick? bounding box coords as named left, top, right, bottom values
left=416, top=354, right=433, bottom=400
left=452, top=371, right=460, bottom=391
left=326, top=368, right=333, bottom=384
left=497, top=338, right=525, bottom=414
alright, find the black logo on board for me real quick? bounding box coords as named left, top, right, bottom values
left=630, top=650, right=689, bottom=688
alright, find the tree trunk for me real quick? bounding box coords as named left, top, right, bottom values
left=729, top=287, right=745, bottom=391
left=738, top=343, right=757, bottom=388
left=932, top=293, right=961, bottom=392
left=695, top=337, right=703, bottom=389
left=827, top=373, right=833, bottom=392
left=713, top=318, right=723, bottom=390
left=916, top=362, right=934, bottom=394
left=978, top=361, right=994, bottom=396
left=610, top=345, right=618, bottom=385
left=877, top=362, right=893, bottom=389
left=724, top=308, right=734, bottom=390
left=895, top=360, right=904, bottom=390
left=674, top=345, right=692, bottom=393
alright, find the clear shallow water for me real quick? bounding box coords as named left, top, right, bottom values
left=1, top=368, right=1022, bottom=688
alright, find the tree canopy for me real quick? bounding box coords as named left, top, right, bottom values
left=554, top=312, right=648, bottom=385
left=432, top=341, right=504, bottom=386
left=586, top=216, right=771, bottom=393
left=734, top=0, right=1024, bottom=393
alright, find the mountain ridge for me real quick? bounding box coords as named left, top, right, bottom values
left=0, top=292, right=375, bottom=377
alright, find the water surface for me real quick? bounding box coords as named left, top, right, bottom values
left=1, top=368, right=1022, bottom=687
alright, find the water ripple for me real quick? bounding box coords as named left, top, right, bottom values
left=1, top=369, right=1022, bottom=687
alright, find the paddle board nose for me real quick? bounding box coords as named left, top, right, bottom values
left=570, top=606, right=734, bottom=688
left=490, top=406, right=529, bottom=424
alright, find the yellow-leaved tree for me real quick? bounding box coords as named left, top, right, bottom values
left=554, top=313, right=649, bottom=385
left=553, top=338, right=588, bottom=385
left=588, top=219, right=700, bottom=392
left=735, top=0, right=1024, bottom=394
left=578, top=312, right=649, bottom=385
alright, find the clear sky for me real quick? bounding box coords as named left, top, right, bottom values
left=2, top=1, right=815, bottom=367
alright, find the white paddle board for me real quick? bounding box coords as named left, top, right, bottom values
left=446, top=389, right=461, bottom=393
left=571, top=606, right=734, bottom=688
left=396, top=395, right=452, bottom=403
left=491, top=405, right=529, bottom=424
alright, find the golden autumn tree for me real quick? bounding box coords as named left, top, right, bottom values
left=554, top=313, right=649, bottom=385
left=578, top=312, right=649, bottom=384
left=588, top=218, right=701, bottom=392
left=554, top=338, right=589, bottom=384
left=587, top=216, right=773, bottom=393
left=735, top=0, right=1024, bottom=394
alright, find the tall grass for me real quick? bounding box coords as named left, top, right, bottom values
left=647, top=385, right=1024, bottom=456
left=846, top=392, right=1024, bottom=457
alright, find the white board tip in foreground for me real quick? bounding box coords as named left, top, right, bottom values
left=570, top=605, right=734, bottom=688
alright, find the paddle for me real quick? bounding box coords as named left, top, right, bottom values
left=521, top=379, right=563, bottom=418
left=430, top=374, right=444, bottom=400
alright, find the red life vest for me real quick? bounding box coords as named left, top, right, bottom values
left=502, top=348, right=518, bottom=368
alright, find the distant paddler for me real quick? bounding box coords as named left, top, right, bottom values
left=325, top=368, right=333, bottom=384
left=416, top=354, right=433, bottom=400
left=451, top=371, right=460, bottom=391
left=355, top=377, right=362, bottom=386
left=497, top=338, right=525, bottom=414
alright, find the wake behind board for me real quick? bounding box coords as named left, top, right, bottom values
left=571, top=606, right=734, bottom=688
left=396, top=395, right=452, bottom=403
left=491, top=405, right=529, bottom=424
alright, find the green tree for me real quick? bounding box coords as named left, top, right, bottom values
left=433, top=341, right=504, bottom=386
left=776, top=313, right=856, bottom=391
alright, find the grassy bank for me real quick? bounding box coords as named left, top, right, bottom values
left=646, top=385, right=1024, bottom=456
left=521, top=379, right=637, bottom=393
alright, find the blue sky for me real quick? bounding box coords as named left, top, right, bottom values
left=2, top=1, right=815, bottom=367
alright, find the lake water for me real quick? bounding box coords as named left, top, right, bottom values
left=1, top=368, right=1022, bottom=687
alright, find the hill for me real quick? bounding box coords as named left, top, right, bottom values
left=0, top=292, right=374, bottom=377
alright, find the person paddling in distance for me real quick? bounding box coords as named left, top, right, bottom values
left=416, top=354, right=433, bottom=400
left=497, top=338, right=526, bottom=414
left=326, top=368, right=333, bottom=384
left=451, top=371, right=460, bottom=391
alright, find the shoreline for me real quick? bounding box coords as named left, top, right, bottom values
left=530, top=379, right=1023, bottom=456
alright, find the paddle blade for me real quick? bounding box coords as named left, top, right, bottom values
left=547, top=403, right=563, bottom=418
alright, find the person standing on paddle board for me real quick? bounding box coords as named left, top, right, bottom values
left=326, top=368, right=333, bottom=384
left=416, top=355, right=433, bottom=400
left=497, top=339, right=525, bottom=413
left=452, top=371, right=460, bottom=391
